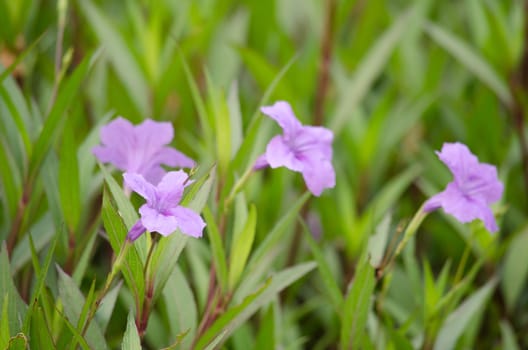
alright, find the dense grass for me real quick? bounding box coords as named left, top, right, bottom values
left=0, top=0, right=527, bottom=349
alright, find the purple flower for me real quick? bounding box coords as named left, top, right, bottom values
left=255, top=101, right=335, bottom=196
left=424, top=142, right=503, bottom=232
left=93, top=117, right=195, bottom=184
left=124, top=171, right=206, bottom=241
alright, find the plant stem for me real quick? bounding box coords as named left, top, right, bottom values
left=508, top=0, right=528, bottom=202
left=314, top=0, right=337, bottom=126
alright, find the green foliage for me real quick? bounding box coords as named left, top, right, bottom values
left=0, top=0, right=526, bottom=349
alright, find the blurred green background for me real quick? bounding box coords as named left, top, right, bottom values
left=1, top=0, right=528, bottom=349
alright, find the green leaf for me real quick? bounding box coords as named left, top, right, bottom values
left=423, top=21, right=512, bottom=106
left=330, top=6, right=416, bottom=132
left=254, top=305, right=275, bottom=350
left=500, top=320, right=520, bottom=350
left=195, top=262, right=316, bottom=350
left=0, top=295, right=10, bottom=349
left=122, top=311, right=141, bottom=350
left=206, top=70, right=231, bottom=174
left=301, top=219, right=344, bottom=311
left=57, top=266, right=107, bottom=350
left=22, top=231, right=57, bottom=333
left=28, top=55, right=92, bottom=183
left=98, top=163, right=139, bottom=229
left=228, top=204, right=257, bottom=290
left=204, top=206, right=228, bottom=293
left=163, top=266, right=198, bottom=349
left=178, top=49, right=213, bottom=150
left=501, top=228, right=528, bottom=311
left=6, top=333, right=28, bottom=350
left=79, top=0, right=149, bottom=117
left=10, top=213, right=54, bottom=274
left=340, top=252, right=376, bottom=350
left=237, top=47, right=294, bottom=102
left=0, top=243, right=26, bottom=334
left=96, top=282, right=122, bottom=333
left=58, top=117, right=81, bottom=231
left=235, top=192, right=310, bottom=300
left=29, top=306, right=55, bottom=350
left=0, top=140, right=22, bottom=226
left=101, top=190, right=145, bottom=302
left=367, top=212, right=391, bottom=268
left=433, top=279, right=497, bottom=350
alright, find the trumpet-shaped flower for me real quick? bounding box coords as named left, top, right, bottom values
left=93, top=117, right=195, bottom=184
left=124, top=171, right=205, bottom=241
left=255, top=101, right=335, bottom=196
left=424, top=142, right=503, bottom=232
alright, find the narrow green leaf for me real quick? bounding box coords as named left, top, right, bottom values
left=331, top=6, right=416, bottom=132
left=227, top=82, right=243, bottom=158
left=236, top=193, right=309, bottom=300
left=122, top=311, right=141, bottom=350
left=96, top=282, right=122, bottom=333
left=424, top=21, right=512, bottom=106
left=433, top=279, right=497, bottom=350
left=79, top=0, right=149, bottom=116
left=101, top=190, right=145, bottom=302
left=0, top=243, right=27, bottom=334
left=196, top=262, right=316, bottom=350
left=178, top=49, right=213, bottom=149
left=163, top=266, right=198, bottom=349
left=230, top=55, right=297, bottom=172
left=205, top=70, right=231, bottom=174
left=28, top=55, right=91, bottom=182
left=367, top=212, right=391, bottom=268
left=29, top=306, right=55, bottom=350
left=501, top=228, right=528, bottom=311
left=0, top=140, right=21, bottom=223
left=0, top=295, right=10, bottom=349
left=204, top=206, right=228, bottom=292
left=301, top=219, right=344, bottom=310
left=57, top=267, right=107, bottom=350
left=98, top=163, right=138, bottom=229
left=228, top=204, right=257, bottom=290
left=58, top=118, right=81, bottom=231
left=72, top=231, right=98, bottom=285
left=500, top=320, right=520, bottom=350
left=11, top=213, right=54, bottom=274
left=340, top=253, right=376, bottom=350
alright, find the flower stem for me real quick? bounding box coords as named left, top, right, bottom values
left=391, top=204, right=428, bottom=263
left=224, top=164, right=254, bottom=211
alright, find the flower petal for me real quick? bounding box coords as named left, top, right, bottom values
left=127, top=220, right=146, bottom=241
left=93, top=117, right=136, bottom=170
left=266, top=135, right=304, bottom=171
left=153, top=147, right=195, bottom=169
left=424, top=182, right=499, bottom=232
left=156, top=170, right=189, bottom=208
left=136, top=119, right=174, bottom=148
left=253, top=154, right=269, bottom=170
left=301, top=159, right=335, bottom=196
left=143, top=166, right=167, bottom=186
left=123, top=173, right=157, bottom=204
left=139, top=205, right=179, bottom=236
left=261, top=101, right=302, bottom=136
left=294, top=126, right=333, bottom=160
left=169, top=206, right=206, bottom=238
left=462, top=163, right=503, bottom=205
left=436, top=142, right=479, bottom=183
